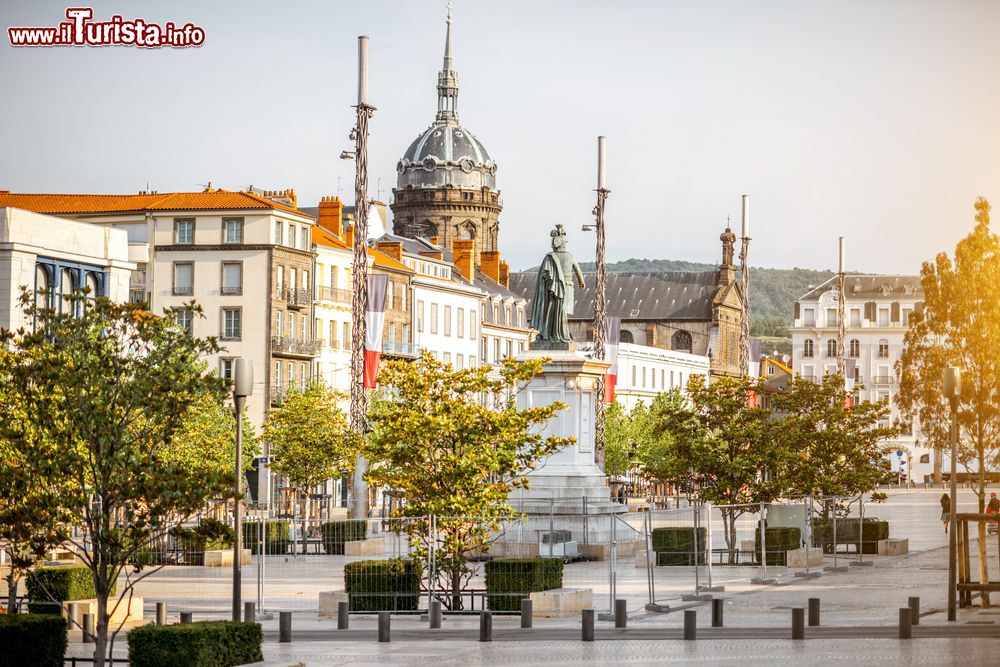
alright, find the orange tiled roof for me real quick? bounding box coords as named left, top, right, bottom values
left=372, top=249, right=411, bottom=273
left=0, top=190, right=312, bottom=218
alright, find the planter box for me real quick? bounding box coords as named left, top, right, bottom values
left=64, top=596, right=143, bottom=626
left=343, top=538, right=387, bottom=556
left=785, top=547, right=823, bottom=569
left=203, top=549, right=252, bottom=567
left=318, top=591, right=350, bottom=619
left=489, top=542, right=539, bottom=559
left=877, top=538, right=909, bottom=556
left=529, top=588, right=592, bottom=618
left=579, top=540, right=638, bottom=562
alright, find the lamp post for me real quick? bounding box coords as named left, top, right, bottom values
left=232, top=358, right=253, bottom=621
left=943, top=365, right=961, bottom=621
left=582, top=136, right=609, bottom=469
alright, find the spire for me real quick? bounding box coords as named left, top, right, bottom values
left=436, top=1, right=460, bottom=123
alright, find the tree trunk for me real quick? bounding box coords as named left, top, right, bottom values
left=978, top=448, right=990, bottom=607
left=93, top=587, right=108, bottom=667
left=721, top=509, right=737, bottom=565
left=933, top=446, right=943, bottom=485
left=5, top=570, right=18, bottom=614
left=450, top=570, right=462, bottom=611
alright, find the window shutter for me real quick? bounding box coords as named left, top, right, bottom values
left=914, top=301, right=924, bottom=315
left=891, top=302, right=900, bottom=322
left=865, top=301, right=876, bottom=321
left=794, top=302, right=801, bottom=319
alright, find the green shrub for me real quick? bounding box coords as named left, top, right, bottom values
left=321, top=520, right=367, bottom=555
left=173, top=519, right=236, bottom=565
left=128, top=620, right=262, bottom=667
left=484, top=558, right=563, bottom=612
left=812, top=518, right=889, bottom=554
left=0, top=614, right=67, bottom=667
left=242, top=521, right=290, bottom=555
left=344, top=559, right=421, bottom=612
left=754, top=526, right=802, bottom=565
left=26, top=565, right=116, bottom=614
left=651, top=527, right=707, bottom=566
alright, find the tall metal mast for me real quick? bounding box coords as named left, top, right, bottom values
left=584, top=137, right=609, bottom=469
left=837, top=237, right=846, bottom=378
left=738, top=195, right=751, bottom=376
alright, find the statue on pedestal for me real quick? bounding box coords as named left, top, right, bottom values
left=530, top=225, right=585, bottom=350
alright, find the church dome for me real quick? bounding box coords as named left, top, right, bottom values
left=397, top=122, right=497, bottom=190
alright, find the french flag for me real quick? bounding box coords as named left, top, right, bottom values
left=364, top=274, right=389, bottom=389
left=604, top=316, right=621, bottom=403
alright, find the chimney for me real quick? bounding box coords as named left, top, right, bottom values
left=344, top=223, right=355, bottom=249
left=429, top=235, right=440, bottom=246
left=481, top=251, right=501, bottom=283
left=499, top=260, right=510, bottom=288
left=376, top=240, right=403, bottom=262
left=452, top=238, right=475, bottom=280
left=317, top=196, right=344, bottom=237
left=420, top=250, right=444, bottom=260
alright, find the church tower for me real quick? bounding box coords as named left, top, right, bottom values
left=391, top=4, right=502, bottom=256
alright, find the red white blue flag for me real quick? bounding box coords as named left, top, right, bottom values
left=364, top=274, right=389, bottom=389
left=604, top=316, right=621, bottom=403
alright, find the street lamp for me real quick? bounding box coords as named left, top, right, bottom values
left=232, top=358, right=253, bottom=621
left=943, top=365, right=960, bottom=622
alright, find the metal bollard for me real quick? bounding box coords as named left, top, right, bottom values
left=683, top=610, right=697, bottom=640
left=378, top=611, right=390, bottom=643
left=582, top=608, right=595, bottom=642
left=337, top=601, right=349, bottom=630
left=479, top=611, right=493, bottom=642
left=908, top=597, right=920, bottom=625
left=66, top=602, right=78, bottom=626
left=244, top=602, right=255, bottom=623
left=180, top=611, right=193, bottom=624
left=711, top=598, right=724, bottom=627
left=792, top=608, right=805, bottom=640
left=82, top=613, right=94, bottom=643
left=429, top=599, right=442, bottom=629
left=520, top=598, right=533, bottom=629
left=279, top=611, right=292, bottom=643
left=156, top=602, right=167, bottom=625
left=808, top=598, right=820, bottom=627
left=615, top=599, right=627, bottom=629
left=899, top=607, right=912, bottom=639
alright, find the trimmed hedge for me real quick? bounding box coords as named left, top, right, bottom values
left=128, top=620, right=262, bottom=667
left=812, top=518, right=889, bottom=554
left=26, top=565, right=116, bottom=614
left=321, top=520, right=367, bottom=555
left=754, top=526, right=802, bottom=566
left=0, top=614, right=67, bottom=667
left=176, top=519, right=235, bottom=565
left=344, top=559, right=421, bottom=612
left=242, top=521, right=290, bottom=556
left=651, top=527, right=707, bottom=566
left=484, top=558, right=563, bottom=612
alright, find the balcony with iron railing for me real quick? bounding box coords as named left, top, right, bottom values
left=221, top=284, right=242, bottom=296
left=271, top=336, right=320, bottom=357
left=872, top=375, right=895, bottom=385
left=276, top=287, right=313, bottom=308
left=382, top=340, right=421, bottom=358
left=317, top=286, right=352, bottom=304
left=173, top=285, right=194, bottom=296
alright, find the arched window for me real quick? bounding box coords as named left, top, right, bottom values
left=672, top=330, right=693, bottom=352
left=827, top=339, right=838, bottom=357
left=620, top=330, right=634, bottom=344
left=878, top=339, right=889, bottom=358
left=803, top=339, right=814, bottom=358
left=35, top=264, right=50, bottom=311
left=849, top=339, right=860, bottom=358
left=85, top=272, right=100, bottom=300
left=60, top=268, right=76, bottom=315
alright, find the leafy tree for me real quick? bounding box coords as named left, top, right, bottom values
left=775, top=374, right=896, bottom=515
left=604, top=401, right=653, bottom=478
left=263, top=382, right=359, bottom=552
left=646, top=378, right=785, bottom=563
left=166, top=392, right=261, bottom=481
left=897, top=197, right=1000, bottom=604
left=0, top=292, right=233, bottom=666
left=365, top=352, right=570, bottom=608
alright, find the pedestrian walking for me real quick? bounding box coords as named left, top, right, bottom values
left=941, top=493, right=951, bottom=534
left=987, top=492, right=999, bottom=535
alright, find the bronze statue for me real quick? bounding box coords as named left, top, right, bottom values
left=720, top=227, right=737, bottom=266
left=530, top=225, right=585, bottom=350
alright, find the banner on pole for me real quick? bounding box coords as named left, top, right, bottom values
left=364, top=274, right=389, bottom=388
left=605, top=316, right=621, bottom=403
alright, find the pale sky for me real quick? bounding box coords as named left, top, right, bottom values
left=2, top=0, right=998, bottom=274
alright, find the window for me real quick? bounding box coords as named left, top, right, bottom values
left=343, top=322, right=351, bottom=348
left=620, top=330, right=634, bottom=344
left=276, top=266, right=284, bottom=292
left=849, top=339, right=860, bottom=357
left=301, top=314, right=307, bottom=341
left=173, top=262, right=193, bottom=295
left=289, top=269, right=296, bottom=294
left=388, top=322, right=397, bottom=343
left=300, top=363, right=307, bottom=388
left=878, top=308, right=889, bottom=327
left=494, top=338, right=501, bottom=362
left=456, top=353, right=464, bottom=369
left=661, top=369, right=665, bottom=387
left=288, top=225, right=297, bottom=249
left=84, top=272, right=100, bottom=300
left=302, top=270, right=310, bottom=290
left=632, top=365, right=637, bottom=387
left=481, top=337, right=488, bottom=360
left=173, top=308, right=193, bottom=335
left=670, top=370, right=675, bottom=388
left=803, top=308, right=815, bottom=326
left=223, top=217, right=244, bottom=244
left=174, top=218, right=194, bottom=244
left=417, top=300, right=425, bottom=332
left=803, top=339, right=814, bottom=358
left=430, top=303, right=439, bottom=334
left=34, top=264, right=50, bottom=311
left=878, top=339, right=889, bottom=358
left=803, top=365, right=815, bottom=379
left=850, top=309, right=861, bottom=327
left=300, top=226, right=309, bottom=250
left=651, top=367, right=656, bottom=389
left=402, top=324, right=410, bottom=343
left=768, top=364, right=775, bottom=376
left=398, top=283, right=406, bottom=310
left=444, top=305, right=452, bottom=336
left=517, top=307, right=525, bottom=327
left=443, top=352, right=452, bottom=365
left=826, top=308, right=837, bottom=326
left=329, top=321, right=337, bottom=348
left=222, top=262, right=242, bottom=295
left=902, top=309, right=911, bottom=326
left=470, top=356, right=477, bottom=368
left=827, top=339, right=838, bottom=357
left=275, top=310, right=283, bottom=336
left=288, top=315, right=295, bottom=339
left=470, top=310, right=477, bottom=340
left=672, top=330, right=692, bottom=351
left=274, top=221, right=283, bottom=245
left=330, top=267, right=338, bottom=289
left=220, top=358, right=234, bottom=382
left=222, top=308, right=242, bottom=340
left=920, top=453, right=930, bottom=464
left=457, top=308, right=465, bottom=338
left=506, top=339, right=513, bottom=358
left=274, top=361, right=282, bottom=389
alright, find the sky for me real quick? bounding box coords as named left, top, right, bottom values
left=1, top=0, right=999, bottom=274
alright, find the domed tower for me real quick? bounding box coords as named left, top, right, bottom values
left=391, top=5, right=501, bottom=255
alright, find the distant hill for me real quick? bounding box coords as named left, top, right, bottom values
left=578, top=258, right=835, bottom=337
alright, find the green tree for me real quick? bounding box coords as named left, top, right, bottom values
left=604, top=401, right=653, bottom=478
left=775, top=374, right=897, bottom=505
left=263, top=382, right=359, bottom=552
left=166, top=391, right=261, bottom=481
left=365, top=352, right=570, bottom=608
left=0, top=293, right=233, bottom=666
left=897, top=197, right=1000, bottom=604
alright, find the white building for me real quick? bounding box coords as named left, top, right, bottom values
left=0, top=207, right=134, bottom=330
left=612, top=342, right=711, bottom=410
left=792, top=275, right=929, bottom=481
